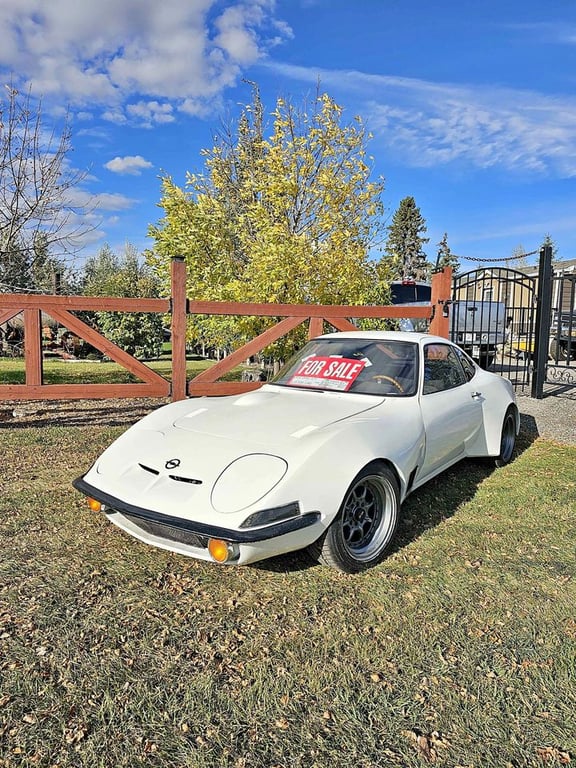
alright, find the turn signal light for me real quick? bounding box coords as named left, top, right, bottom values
left=208, top=538, right=233, bottom=563
left=87, top=497, right=102, bottom=512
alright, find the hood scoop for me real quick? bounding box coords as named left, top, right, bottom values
left=138, top=462, right=202, bottom=485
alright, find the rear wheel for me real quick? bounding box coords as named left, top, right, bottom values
left=494, top=406, right=517, bottom=467
left=312, top=462, right=400, bottom=573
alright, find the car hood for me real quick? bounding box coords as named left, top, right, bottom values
left=170, top=386, right=382, bottom=446
left=87, top=387, right=384, bottom=516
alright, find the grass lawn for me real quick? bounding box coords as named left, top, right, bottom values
left=0, top=355, right=216, bottom=385
left=0, top=418, right=575, bottom=767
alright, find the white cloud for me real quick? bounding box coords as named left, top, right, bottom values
left=91, top=192, right=137, bottom=211
left=503, top=22, right=576, bottom=46
left=214, top=5, right=261, bottom=64
left=263, top=62, right=576, bottom=178
left=66, top=189, right=136, bottom=211
left=126, top=101, right=174, bottom=128
left=0, top=0, right=292, bottom=125
left=178, top=97, right=216, bottom=118
left=102, top=108, right=128, bottom=125
left=105, top=155, right=154, bottom=175
left=76, top=127, right=110, bottom=140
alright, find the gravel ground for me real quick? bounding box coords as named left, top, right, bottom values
left=1, top=387, right=575, bottom=446
left=516, top=384, right=576, bottom=446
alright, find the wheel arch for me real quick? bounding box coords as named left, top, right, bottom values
left=292, top=418, right=423, bottom=522
left=358, top=456, right=406, bottom=499
left=312, top=458, right=403, bottom=573
left=510, top=402, right=520, bottom=433
left=485, top=401, right=519, bottom=457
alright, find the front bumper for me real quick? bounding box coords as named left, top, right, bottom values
left=73, top=476, right=321, bottom=545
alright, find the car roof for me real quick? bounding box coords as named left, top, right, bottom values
left=316, top=330, right=449, bottom=345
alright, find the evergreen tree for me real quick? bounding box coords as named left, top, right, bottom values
left=383, top=196, right=430, bottom=281
left=0, top=240, right=31, bottom=292
left=83, top=244, right=164, bottom=359
left=29, top=235, right=80, bottom=294
left=541, top=233, right=558, bottom=265
left=0, top=232, right=78, bottom=293
left=510, top=244, right=529, bottom=270
left=435, top=232, right=460, bottom=274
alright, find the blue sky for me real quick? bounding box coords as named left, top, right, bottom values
left=1, top=0, right=575, bottom=272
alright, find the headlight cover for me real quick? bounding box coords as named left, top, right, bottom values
left=239, top=501, right=301, bottom=529
left=211, top=454, right=288, bottom=514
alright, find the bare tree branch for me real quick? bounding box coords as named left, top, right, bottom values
left=0, top=83, right=95, bottom=290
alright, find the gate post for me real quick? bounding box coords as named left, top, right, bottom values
left=531, top=245, right=553, bottom=399
left=429, top=267, right=452, bottom=338
left=171, top=257, right=188, bottom=401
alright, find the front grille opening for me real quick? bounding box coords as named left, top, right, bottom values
left=124, top=513, right=208, bottom=549
left=169, top=474, right=202, bottom=485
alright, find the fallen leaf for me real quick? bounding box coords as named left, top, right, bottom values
left=402, top=729, right=450, bottom=763
left=536, top=746, right=571, bottom=764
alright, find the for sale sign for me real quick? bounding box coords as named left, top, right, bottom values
left=288, top=355, right=366, bottom=391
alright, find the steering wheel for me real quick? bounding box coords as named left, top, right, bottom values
left=371, top=374, right=404, bottom=393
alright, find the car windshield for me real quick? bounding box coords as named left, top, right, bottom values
left=272, top=338, right=418, bottom=396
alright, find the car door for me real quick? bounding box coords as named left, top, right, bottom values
left=417, top=342, right=484, bottom=482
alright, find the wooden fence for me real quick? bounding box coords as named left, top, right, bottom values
left=0, top=259, right=452, bottom=401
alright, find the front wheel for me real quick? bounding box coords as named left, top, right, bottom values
left=494, top=406, right=517, bottom=467
left=312, top=462, right=400, bottom=573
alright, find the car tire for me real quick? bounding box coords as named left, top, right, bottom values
left=549, top=340, right=567, bottom=361
left=550, top=340, right=575, bottom=361
left=312, top=462, right=400, bottom=573
left=494, top=406, right=517, bottom=468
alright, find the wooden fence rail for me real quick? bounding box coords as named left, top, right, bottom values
left=0, top=258, right=452, bottom=402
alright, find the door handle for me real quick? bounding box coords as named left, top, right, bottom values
left=471, top=391, right=482, bottom=399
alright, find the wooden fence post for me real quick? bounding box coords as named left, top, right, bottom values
left=171, top=257, right=188, bottom=401
left=24, top=308, right=43, bottom=385
left=429, top=267, right=452, bottom=339
left=308, top=317, right=324, bottom=339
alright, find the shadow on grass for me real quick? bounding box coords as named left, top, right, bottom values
left=255, top=416, right=540, bottom=574
left=392, top=413, right=539, bottom=551
left=0, top=399, right=168, bottom=429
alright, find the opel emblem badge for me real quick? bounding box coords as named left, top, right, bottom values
left=165, top=458, right=181, bottom=469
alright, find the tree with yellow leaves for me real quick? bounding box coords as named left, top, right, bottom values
left=147, top=84, right=388, bottom=356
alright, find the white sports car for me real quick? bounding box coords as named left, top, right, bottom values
left=73, top=332, right=519, bottom=573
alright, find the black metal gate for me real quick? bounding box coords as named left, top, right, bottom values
left=451, top=267, right=536, bottom=391
left=531, top=246, right=576, bottom=395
